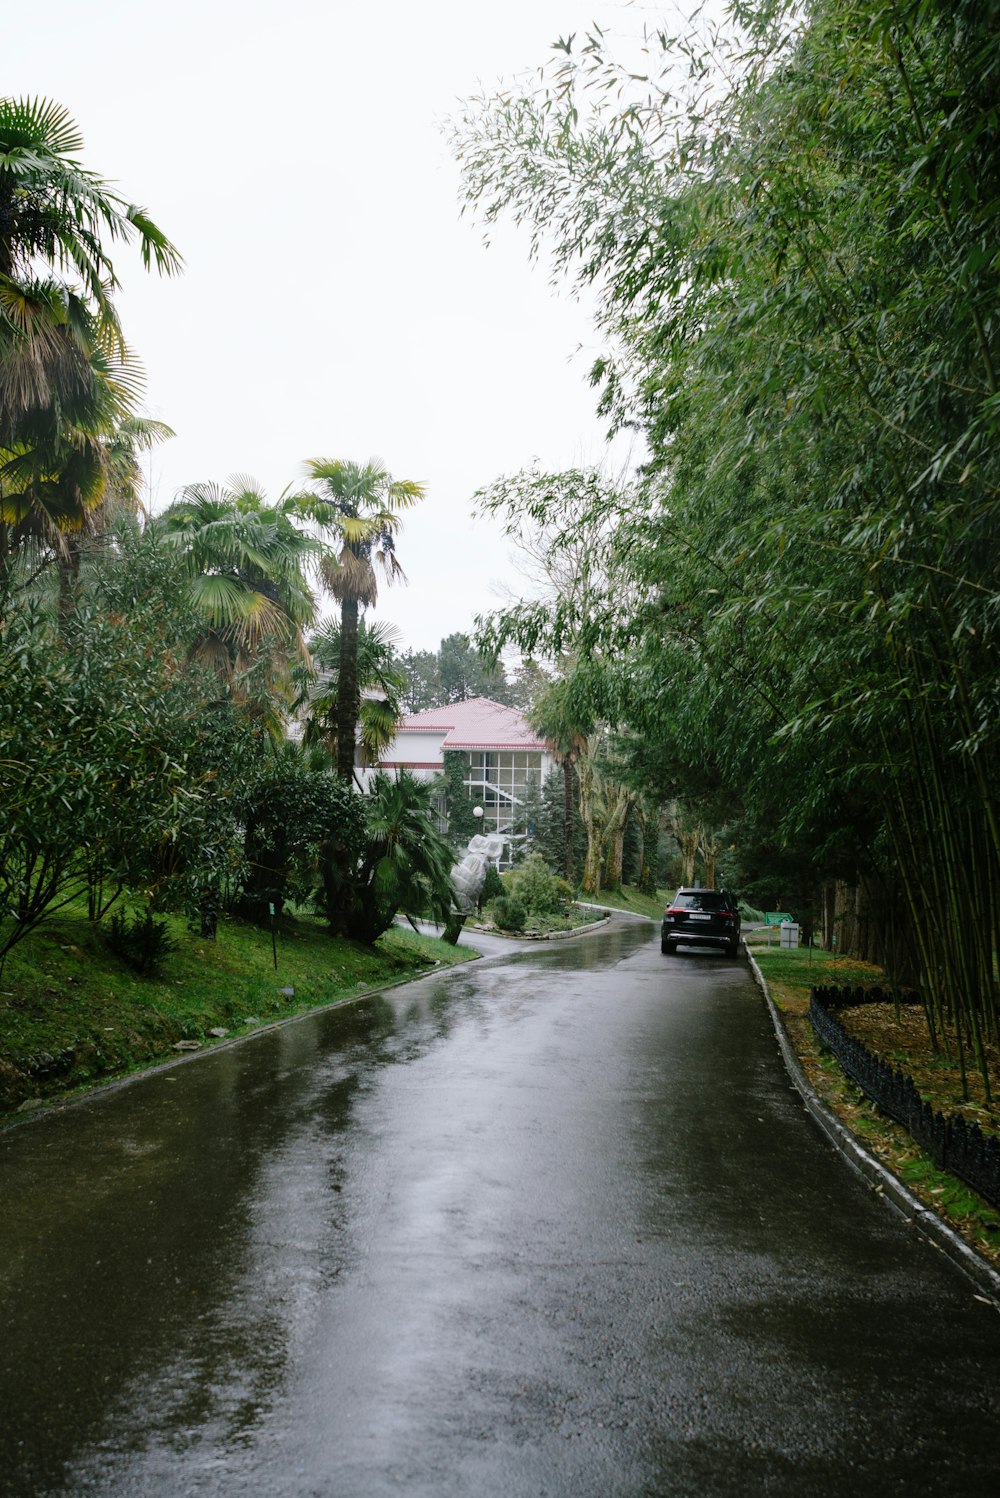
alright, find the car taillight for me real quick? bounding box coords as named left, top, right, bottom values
left=665, top=906, right=684, bottom=915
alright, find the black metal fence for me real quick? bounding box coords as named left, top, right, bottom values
left=808, top=986, right=1000, bottom=1213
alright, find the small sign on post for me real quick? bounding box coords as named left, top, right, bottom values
left=269, top=902, right=277, bottom=969
left=764, top=912, right=792, bottom=945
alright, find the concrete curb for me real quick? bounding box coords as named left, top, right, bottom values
left=574, top=902, right=658, bottom=924
left=746, top=944, right=1000, bottom=1308
left=462, top=913, right=611, bottom=942
left=4, top=913, right=615, bottom=1130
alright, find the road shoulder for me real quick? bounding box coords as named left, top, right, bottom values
left=747, top=944, right=1000, bottom=1308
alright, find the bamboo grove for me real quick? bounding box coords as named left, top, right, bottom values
left=452, top=0, right=1000, bottom=1090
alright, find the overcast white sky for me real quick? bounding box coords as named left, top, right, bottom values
left=7, top=0, right=666, bottom=649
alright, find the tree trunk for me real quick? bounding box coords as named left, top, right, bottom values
left=678, top=829, right=699, bottom=886
left=834, top=880, right=856, bottom=956
left=603, top=828, right=624, bottom=891
left=821, top=880, right=836, bottom=950
left=443, top=912, right=466, bottom=945
left=562, top=757, right=576, bottom=886
left=577, top=737, right=604, bottom=896
left=602, top=785, right=632, bottom=891
left=57, top=532, right=83, bottom=640
left=581, top=831, right=604, bottom=895
left=634, top=801, right=658, bottom=896
left=701, top=836, right=719, bottom=890
left=336, top=596, right=360, bottom=781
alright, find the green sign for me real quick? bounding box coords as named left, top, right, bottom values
left=764, top=911, right=792, bottom=926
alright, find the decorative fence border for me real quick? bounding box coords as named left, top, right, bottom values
left=809, top=986, right=1000, bottom=1213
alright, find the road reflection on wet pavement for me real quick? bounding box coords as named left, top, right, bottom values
left=2, top=919, right=999, bottom=1495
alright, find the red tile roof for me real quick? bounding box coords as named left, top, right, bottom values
left=397, top=697, right=547, bottom=751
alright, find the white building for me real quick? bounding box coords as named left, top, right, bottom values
left=378, top=697, right=554, bottom=861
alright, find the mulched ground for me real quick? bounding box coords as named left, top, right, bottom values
left=839, top=1001, right=999, bottom=1132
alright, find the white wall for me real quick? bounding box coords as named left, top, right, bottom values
left=382, top=730, right=446, bottom=770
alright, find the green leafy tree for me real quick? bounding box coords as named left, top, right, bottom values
left=238, top=740, right=367, bottom=924
left=0, top=96, right=180, bottom=333
left=472, top=468, right=640, bottom=891
left=0, top=542, right=267, bottom=962
left=504, top=852, right=571, bottom=918
left=534, top=766, right=586, bottom=878
left=437, top=631, right=509, bottom=703
left=507, top=771, right=543, bottom=866
left=398, top=647, right=441, bottom=712
left=452, top=1, right=1000, bottom=1085
left=442, top=749, right=480, bottom=850
left=398, top=635, right=514, bottom=712
left=505, top=657, right=551, bottom=714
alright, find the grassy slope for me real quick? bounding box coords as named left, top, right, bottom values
left=0, top=906, right=474, bottom=1120
left=576, top=887, right=665, bottom=920
left=747, top=933, right=1000, bottom=1271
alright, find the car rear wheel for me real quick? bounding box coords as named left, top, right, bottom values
left=662, top=938, right=676, bottom=955
left=726, top=938, right=739, bottom=957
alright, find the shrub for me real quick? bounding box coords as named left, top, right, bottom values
left=490, top=894, right=527, bottom=932
left=321, top=771, right=457, bottom=945
left=479, top=865, right=505, bottom=908
left=107, top=909, right=177, bottom=977
left=239, top=743, right=365, bottom=924
left=504, top=853, right=571, bottom=917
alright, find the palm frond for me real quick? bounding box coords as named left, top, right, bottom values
left=187, top=573, right=284, bottom=639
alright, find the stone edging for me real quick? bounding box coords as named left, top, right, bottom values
left=466, top=913, right=611, bottom=942
left=746, top=944, right=1000, bottom=1308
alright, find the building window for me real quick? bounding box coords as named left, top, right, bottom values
left=462, top=751, right=542, bottom=864
left=431, top=786, right=448, bottom=834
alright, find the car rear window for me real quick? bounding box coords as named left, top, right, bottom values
left=673, top=892, right=728, bottom=911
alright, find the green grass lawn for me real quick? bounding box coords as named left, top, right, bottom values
left=747, top=934, right=886, bottom=999
left=0, top=905, right=475, bottom=1120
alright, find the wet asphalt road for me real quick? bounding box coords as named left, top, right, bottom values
left=2, top=918, right=1000, bottom=1496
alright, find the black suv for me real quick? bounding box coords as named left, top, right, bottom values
left=661, top=888, right=741, bottom=957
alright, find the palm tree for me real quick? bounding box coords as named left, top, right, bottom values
left=0, top=278, right=99, bottom=444
left=156, top=478, right=321, bottom=729
left=299, top=617, right=407, bottom=769
left=1, top=331, right=114, bottom=588
left=0, top=97, right=181, bottom=340
left=56, top=411, right=175, bottom=621
left=321, top=770, right=457, bottom=943
left=0, top=309, right=172, bottom=608
left=304, top=457, right=425, bottom=780
left=0, top=97, right=180, bottom=589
